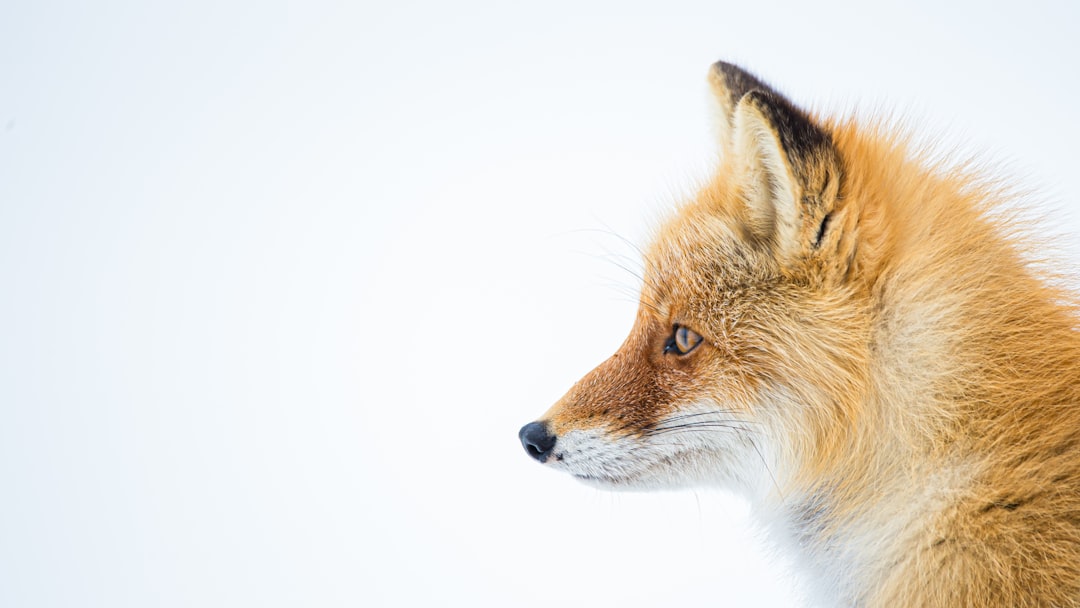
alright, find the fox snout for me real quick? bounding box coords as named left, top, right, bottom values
left=515, top=314, right=758, bottom=489
left=518, top=421, right=556, bottom=463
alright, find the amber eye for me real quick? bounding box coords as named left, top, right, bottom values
left=665, top=325, right=703, bottom=355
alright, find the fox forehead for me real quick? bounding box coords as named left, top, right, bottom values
left=642, top=195, right=780, bottom=329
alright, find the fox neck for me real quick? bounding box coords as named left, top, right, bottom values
left=749, top=435, right=976, bottom=605
left=736, top=313, right=982, bottom=604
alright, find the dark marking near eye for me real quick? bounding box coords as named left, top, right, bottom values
left=979, top=498, right=1028, bottom=513
left=814, top=212, right=832, bottom=249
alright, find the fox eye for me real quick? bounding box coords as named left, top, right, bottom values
left=665, top=325, right=703, bottom=355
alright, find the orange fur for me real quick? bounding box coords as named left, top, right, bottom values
left=520, top=62, right=1080, bottom=606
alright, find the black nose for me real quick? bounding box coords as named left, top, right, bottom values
left=519, top=421, right=556, bottom=462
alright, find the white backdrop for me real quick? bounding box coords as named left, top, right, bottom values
left=2, top=1, right=1079, bottom=607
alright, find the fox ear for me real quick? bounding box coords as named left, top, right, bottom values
left=708, top=61, right=783, bottom=152
left=731, top=89, right=841, bottom=263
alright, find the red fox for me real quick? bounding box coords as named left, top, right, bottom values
left=519, top=62, right=1080, bottom=607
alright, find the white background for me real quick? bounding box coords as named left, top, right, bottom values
left=2, top=1, right=1079, bottom=607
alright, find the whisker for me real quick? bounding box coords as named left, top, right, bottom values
left=597, top=280, right=664, bottom=316
left=747, top=435, right=785, bottom=501
left=642, top=423, right=747, bottom=436
left=565, top=246, right=666, bottom=317
left=595, top=254, right=647, bottom=286
left=658, top=411, right=754, bottom=424
left=609, top=414, right=757, bottom=438
left=565, top=225, right=648, bottom=260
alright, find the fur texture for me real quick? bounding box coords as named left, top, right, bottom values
left=520, top=61, right=1080, bottom=607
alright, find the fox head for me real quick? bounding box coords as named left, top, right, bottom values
left=520, top=62, right=878, bottom=494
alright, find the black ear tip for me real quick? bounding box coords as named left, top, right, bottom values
left=710, top=60, right=749, bottom=85
left=711, top=59, right=745, bottom=74
left=709, top=61, right=779, bottom=108
left=711, top=59, right=734, bottom=72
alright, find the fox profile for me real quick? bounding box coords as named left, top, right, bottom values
left=519, top=62, right=1080, bottom=607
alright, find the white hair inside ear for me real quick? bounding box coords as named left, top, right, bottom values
left=732, top=96, right=802, bottom=261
